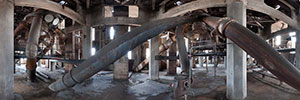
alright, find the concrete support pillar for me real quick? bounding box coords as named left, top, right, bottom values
left=226, top=0, right=247, bottom=99
left=167, top=42, right=177, bottom=75
left=82, top=26, right=92, bottom=59
left=0, top=0, right=14, bottom=99
left=199, top=56, right=203, bottom=67
left=149, top=36, right=160, bottom=80
left=113, top=26, right=129, bottom=80
left=65, top=32, right=74, bottom=73
left=133, top=45, right=143, bottom=70
left=295, top=17, right=300, bottom=69
left=296, top=31, right=300, bottom=69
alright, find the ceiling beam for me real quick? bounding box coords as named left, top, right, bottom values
left=15, top=0, right=85, bottom=25
left=156, top=0, right=298, bottom=30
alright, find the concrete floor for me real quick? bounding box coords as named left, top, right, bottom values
left=13, top=64, right=300, bottom=100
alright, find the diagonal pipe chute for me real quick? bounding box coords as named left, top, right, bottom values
left=25, top=11, right=43, bottom=82
left=49, top=16, right=198, bottom=91
left=202, top=16, right=300, bottom=91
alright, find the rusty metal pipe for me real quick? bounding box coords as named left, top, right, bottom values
left=25, top=12, right=43, bottom=82
left=203, top=17, right=300, bottom=91
left=39, top=31, right=55, bottom=57
left=49, top=16, right=198, bottom=91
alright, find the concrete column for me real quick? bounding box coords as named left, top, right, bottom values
left=149, top=36, right=160, bottom=80
left=133, top=46, right=143, bottom=70
left=113, top=26, right=129, bottom=80
left=226, top=0, right=247, bottom=99
left=65, top=32, right=74, bottom=73
left=295, top=16, right=300, bottom=69
left=0, top=0, right=14, bottom=99
left=199, top=56, right=203, bottom=67
left=296, top=31, right=300, bottom=69
left=82, top=26, right=92, bottom=59
left=167, top=42, right=177, bottom=75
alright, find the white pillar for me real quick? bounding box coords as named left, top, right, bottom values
left=113, top=26, right=129, bottom=80
left=0, top=0, right=14, bottom=99
left=226, top=0, right=247, bottom=99
left=149, top=36, right=160, bottom=80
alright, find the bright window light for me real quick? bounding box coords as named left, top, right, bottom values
left=91, top=48, right=96, bottom=55
left=184, top=37, right=189, bottom=51
left=109, top=27, right=115, bottom=40
left=292, top=37, right=296, bottom=48
left=146, top=48, right=150, bottom=59
left=289, top=32, right=296, bottom=37
left=275, top=5, right=281, bottom=10
left=128, top=26, right=131, bottom=32
left=275, top=36, right=281, bottom=46
left=91, top=27, right=95, bottom=41
left=127, top=51, right=132, bottom=59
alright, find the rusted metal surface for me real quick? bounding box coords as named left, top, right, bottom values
left=39, top=31, right=55, bottom=57
left=26, top=58, right=37, bottom=81
left=49, top=16, right=198, bottom=91
left=55, top=29, right=66, bottom=56
left=202, top=16, right=300, bottom=91
left=174, top=76, right=189, bottom=100
left=14, top=19, right=31, bottom=38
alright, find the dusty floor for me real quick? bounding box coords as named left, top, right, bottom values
left=14, top=64, right=300, bottom=100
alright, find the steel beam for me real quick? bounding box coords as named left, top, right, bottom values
left=49, top=16, right=197, bottom=91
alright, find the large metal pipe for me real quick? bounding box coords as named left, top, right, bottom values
left=25, top=11, right=43, bottom=82
left=202, top=17, right=300, bottom=91
left=49, top=16, right=198, bottom=91
left=175, top=25, right=190, bottom=75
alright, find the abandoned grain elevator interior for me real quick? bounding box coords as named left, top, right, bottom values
left=2, top=0, right=300, bottom=100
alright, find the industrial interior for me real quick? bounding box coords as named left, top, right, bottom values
left=1, top=0, right=300, bottom=100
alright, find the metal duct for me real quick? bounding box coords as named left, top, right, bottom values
left=49, top=16, right=198, bottom=91
left=25, top=11, right=43, bottom=82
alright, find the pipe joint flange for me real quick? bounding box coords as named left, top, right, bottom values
left=61, top=70, right=80, bottom=88
left=69, top=69, right=81, bottom=84
left=215, top=17, right=236, bottom=37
